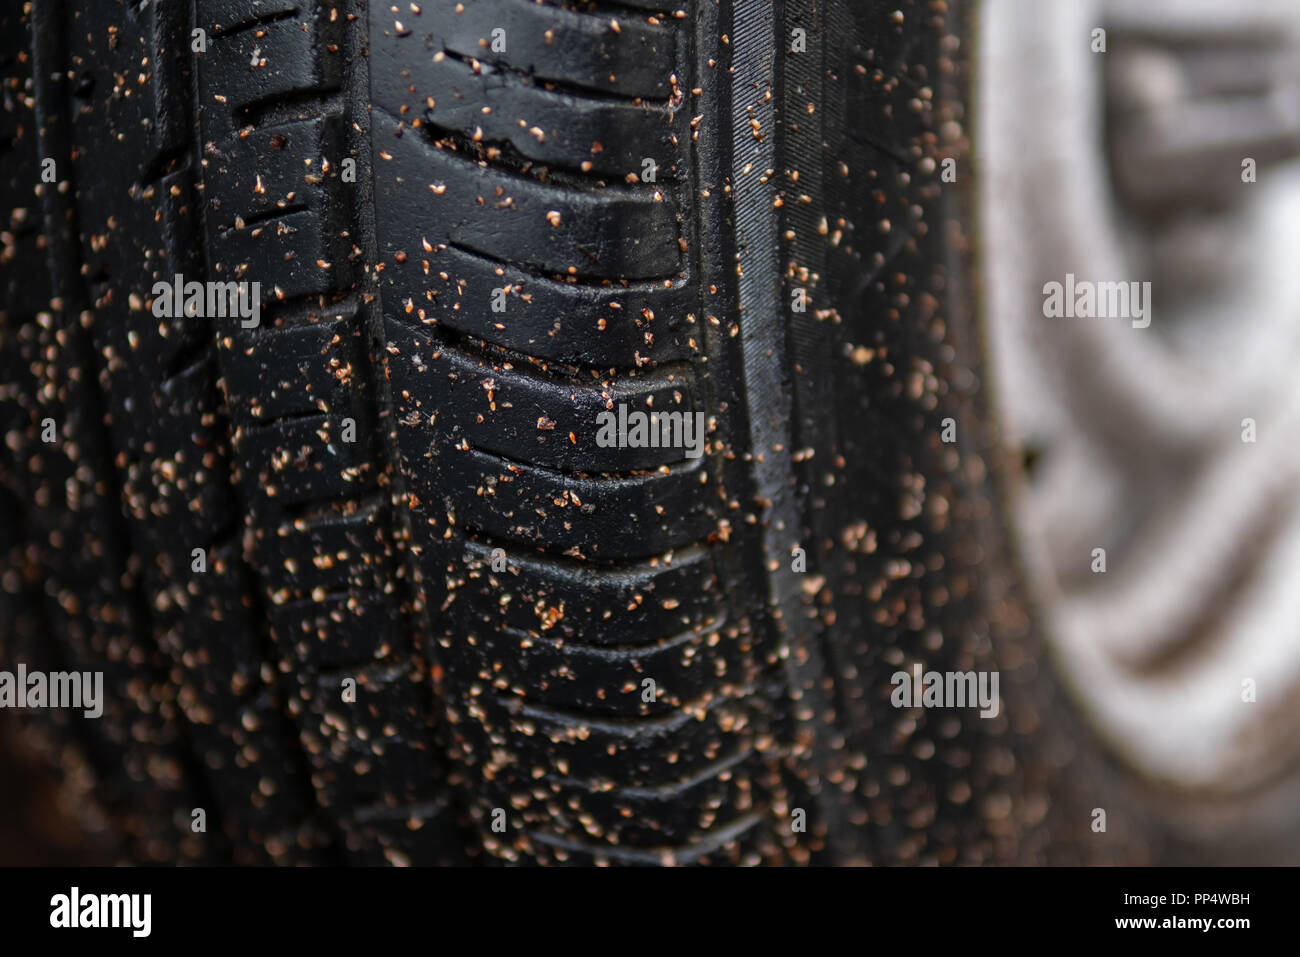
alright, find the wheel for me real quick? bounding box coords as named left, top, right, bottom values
left=980, top=0, right=1300, bottom=863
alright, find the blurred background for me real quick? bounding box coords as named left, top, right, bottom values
left=981, top=0, right=1300, bottom=853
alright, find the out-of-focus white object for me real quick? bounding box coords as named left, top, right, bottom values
left=980, top=0, right=1300, bottom=794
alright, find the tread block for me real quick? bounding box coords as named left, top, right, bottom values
left=372, top=32, right=683, bottom=180
left=386, top=321, right=702, bottom=472
left=523, top=813, right=771, bottom=865
left=453, top=539, right=723, bottom=647
left=203, top=116, right=346, bottom=230
left=129, top=363, right=243, bottom=556
left=156, top=168, right=206, bottom=299
left=268, top=591, right=400, bottom=670
left=259, top=502, right=396, bottom=597
left=221, top=313, right=366, bottom=424
left=297, top=665, right=441, bottom=810
left=374, top=112, right=682, bottom=282
left=200, top=5, right=344, bottom=138
left=339, top=801, right=464, bottom=865
left=153, top=542, right=310, bottom=850
left=200, top=0, right=301, bottom=35
left=511, top=749, right=764, bottom=848
left=209, top=208, right=352, bottom=304
left=456, top=688, right=755, bottom=789
left=378, top=237, right=697, bottom=368
left=234, top=413, right=379, bottom=507
left=381, top=0, right=679, bottom=100
left=154, top=339, right=221, bottom=419
left=466, top=617, right=753, bottom=719
left=138, top=0, right=193, bottom=158
left=407, top=447, right=716, bottom=559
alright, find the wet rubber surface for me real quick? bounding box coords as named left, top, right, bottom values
left=0, top=0, right=1164, bottom=865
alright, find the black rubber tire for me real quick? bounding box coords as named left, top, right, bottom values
left=0, top=0, right=1144, bottom=865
